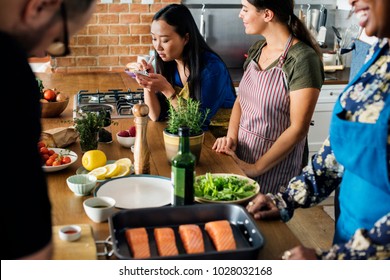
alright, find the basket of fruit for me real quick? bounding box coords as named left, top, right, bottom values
left=37, top=78, right=69, bottom=118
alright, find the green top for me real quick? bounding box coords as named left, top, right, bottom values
left=244, top=40, right=325, bottom=91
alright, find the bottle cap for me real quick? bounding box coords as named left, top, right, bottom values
left=178, top=126, right=190, bottom=137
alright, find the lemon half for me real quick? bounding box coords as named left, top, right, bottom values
left=82, top=150, right=107, bottom=171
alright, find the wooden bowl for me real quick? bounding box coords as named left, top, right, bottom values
left=41, top=99, right=69, bottom=118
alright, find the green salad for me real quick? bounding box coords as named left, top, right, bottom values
left=194, top=173, right=258, bottom=201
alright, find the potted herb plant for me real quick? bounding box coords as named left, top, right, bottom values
left=73, top=111, right=107, bottom=152
left=163, top=97, right=210, bottom=164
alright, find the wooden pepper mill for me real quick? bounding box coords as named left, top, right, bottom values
left=132, top=102, right=150, bottom=174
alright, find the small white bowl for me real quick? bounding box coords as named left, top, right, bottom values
left=58, top=225, right=81, bottom=242
left=83, top=196, right=116, bottom=223
left=66, top=174, right=97, bottom=196
left=116, top=132, right=135, bottom=148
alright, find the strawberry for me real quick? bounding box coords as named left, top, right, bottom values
left=118, top=130, right=130, bottom=137
left=129, top=126, right=136, bottom=137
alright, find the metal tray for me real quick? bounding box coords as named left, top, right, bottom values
left=109, top=204, right=264, bottom=259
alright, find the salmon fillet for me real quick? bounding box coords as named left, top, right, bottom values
left=204, top=220, right=236, bottom=251
left=125, top=227, right=151, bottom=259
left=178, top=224, right=205, bottom=254
left=154, top=227, right=179, bottom=256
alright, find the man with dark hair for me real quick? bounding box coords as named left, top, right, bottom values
left=0, top=0, right=96, bottom=260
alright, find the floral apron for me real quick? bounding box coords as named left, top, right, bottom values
left=330, top=44, right=390, bottom=244
left=237, top=35, right=305, bottom=194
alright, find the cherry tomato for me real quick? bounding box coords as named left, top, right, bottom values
left=48, top=149, right=55, bottom=156
left=40, top=147, right=49, bottom=154
left=46, top=158, right=54, bottom=166
left=52, top=160, right=62, bottom=166
left=43, top=89, right=56, bottom=101
left=38, top=141, right=46, bottom=149
left=62, top=156, right=71, bottom=164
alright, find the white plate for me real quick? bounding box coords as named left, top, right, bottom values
left=194, top=173, right=260, bottom=205
left=76, top=160, right=134, bottom=182
left=94, top=175, right=172, bottom=209
left=42, top=148, right=78, bottom=173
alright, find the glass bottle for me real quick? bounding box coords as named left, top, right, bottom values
left=171, top=126, right=196, bottom=206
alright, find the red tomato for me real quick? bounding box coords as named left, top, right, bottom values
left=43, top=89, right=56, bottom=101
left=41, top=154, right=50, bottom=161
left=46, top=158, right=54, bottom=166
left=38, top=141, right=46, bottom=149
left=40, top=147, right=49, bottom=154
left=48, top=149, right=55, bottom=156
left=62, top=156, right=71, bottom=164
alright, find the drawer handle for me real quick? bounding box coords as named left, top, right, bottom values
left=310, top=120, right=315, bottom=126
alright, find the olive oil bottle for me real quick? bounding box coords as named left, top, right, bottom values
left=171, top=126, right=195, bottom=206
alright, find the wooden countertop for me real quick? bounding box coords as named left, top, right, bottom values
left=37, top=72, right=301, bottom=260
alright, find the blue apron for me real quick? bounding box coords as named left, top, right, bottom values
left=330, top=45, right=390, bottom=244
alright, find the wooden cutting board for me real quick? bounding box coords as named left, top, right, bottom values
left=52, top=224, right=97, bottom=260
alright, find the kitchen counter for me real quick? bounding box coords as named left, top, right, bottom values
left=37, top=72, right=302, bottom=260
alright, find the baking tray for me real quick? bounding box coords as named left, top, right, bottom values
left=109, top=203, right=265, bottom=259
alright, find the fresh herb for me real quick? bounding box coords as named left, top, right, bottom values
left=36, top=77, right=44, bottom=93
left=194, top=172, right=258, bottom=201
left=166, top=96, right=210, bottom=135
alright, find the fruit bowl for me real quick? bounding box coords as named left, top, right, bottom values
left=41, top=99, right=69, bottom=118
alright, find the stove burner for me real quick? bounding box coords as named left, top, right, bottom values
left=73, top=89, right=144, bottom=119
left=80, top=104, right=113, bottom=113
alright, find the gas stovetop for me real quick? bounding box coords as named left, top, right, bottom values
left=73, top=89, right=144, bottom=119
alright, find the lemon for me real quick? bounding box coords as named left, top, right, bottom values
left=104, top=163, right=121, bottom=178
left=82, top=150, right=107, bottom=171
left=88, top=166, right=107, bottom=180
left=112, top=164, right=130, bottom=178
left=115, top=158, right=132, bottom=168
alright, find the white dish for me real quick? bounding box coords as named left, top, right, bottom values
left=94, top=175, right=172, bottom=209
left=76, top=160, right=134, bottom=182
left=42, top=148, right=78, bottom=173
left=194, top=173, right=260, bottom=205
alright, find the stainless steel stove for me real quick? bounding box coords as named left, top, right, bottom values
left=73, top=89, right=144, bottom=119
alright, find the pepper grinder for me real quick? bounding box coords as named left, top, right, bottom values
left=132, top=102, right=150, bottom=174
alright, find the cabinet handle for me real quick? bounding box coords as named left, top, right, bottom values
left=329, top=92, right=334, bottom=96
left=310, top=120, right=315, bottom=126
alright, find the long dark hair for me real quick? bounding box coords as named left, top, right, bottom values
left=152, top=4, right=233, bottom=101
left=247, top=0, right=322, bottom=57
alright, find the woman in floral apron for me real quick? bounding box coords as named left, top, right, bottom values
left=246, top=0, right=390, bottom=260
left=213, top=0, right=324, bottom=194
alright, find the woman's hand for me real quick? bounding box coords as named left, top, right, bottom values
left=135, top=73, right=173, bottom=95
left=212, top=136, right=236, bottom=152
left=246, top=193, right=280, bottom=220
left=281, top=246, right=318, bottom=260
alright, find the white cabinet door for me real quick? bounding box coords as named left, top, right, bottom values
left=308, top=84, right=345, bottom=156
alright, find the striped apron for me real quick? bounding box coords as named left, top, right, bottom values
left=237, top=35, right=305, bottom=194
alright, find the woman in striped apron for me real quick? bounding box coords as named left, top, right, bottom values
left=213, top=0, right=324, bottom=194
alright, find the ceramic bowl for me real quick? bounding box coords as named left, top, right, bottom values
left=41, top=99, right=69, bottom=118
left=83, top=196, right=116, bottom=223
left=66, top=174, right=97, bottom=196
left=58, top=225, right=81, bottom=242
left=116, top=132, right=135, bottom=148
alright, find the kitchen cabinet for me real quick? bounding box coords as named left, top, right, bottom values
left=308, top=84, right=346, bottom=156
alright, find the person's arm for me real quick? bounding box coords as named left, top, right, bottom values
left=247, top=136, right=344, bottom=221
left=136, top=73, right=176, bottom=121
left=213, top=98, right=241, bottom=152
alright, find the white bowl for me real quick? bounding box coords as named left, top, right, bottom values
left=58, top=225, right=81, bottom=242
left=116, top=132, right=135, bottom=148
left=66, top=174, right=97, bottom=196
left=83, top=196, right=116, bottom=223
